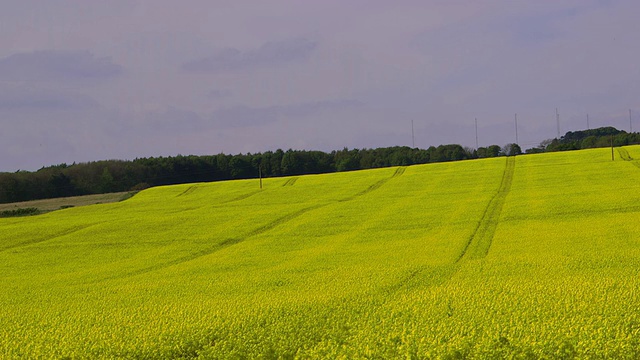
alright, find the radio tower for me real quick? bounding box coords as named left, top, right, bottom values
left=475, top=118, right=479, bottom=149
left=587, top=114, right=590, bottom=130
left=515, top=113, right=519, bottom=145
left=556, top=108, right=560, bottom=138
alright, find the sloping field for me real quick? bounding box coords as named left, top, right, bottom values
left=1, top=147, right=640, bottom=358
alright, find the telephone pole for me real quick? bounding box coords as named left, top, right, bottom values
left=611, top=135, right=615, bottom=161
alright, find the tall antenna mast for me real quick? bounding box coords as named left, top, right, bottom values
left=556, top=108, right=560, bottom=138
left=515, top=113, right=519, bottom=145
left=475, top=118, right=479, bottom=149
left=411, top=120, right=415, bottom=148
left=587, top=114, right=590, bottom=130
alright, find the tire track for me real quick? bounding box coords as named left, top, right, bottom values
left=618, top=148, right=633, bottom=161
left=456, top=156, right=515, bottom=262
left=105, top=167, right=407, bottom=281
left=339, top=166, right=406, bottom=202
left=382, top=264, right=458, bottom=294
left=0, top=223, right=100, bottom=253
left=282, top=177, right=299, bottom=186
left=104, top=204, right=327, bottom=281
left=384, top=158, right=515, bottom=294
left=617, top=147, right=640, bottom=169
left=392, top=166, right=406, bottom=177
left=176, top=185, right=198, bottom=197
left=220, top=190, right=262, bottom=204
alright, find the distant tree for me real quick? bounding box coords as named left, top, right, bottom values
left=525, top=147, right=545, bottom=154
left=334, top=148, right=361, bottom=171
left=229, top=156, right=252, bottom=179
left=99, top=168, right=115, bottom=193
left=270, top=149, right=284, bottom=176
left=49, top=173, right=75, bottom=198
left=580, top=136, right=598, bottom=149
left=502, top=143, right=522, bottom=156
left=487, top=145, right=502, bottom=157
left=281, top=150, right=304, bottom=175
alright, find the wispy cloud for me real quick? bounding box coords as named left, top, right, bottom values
left=503, top=7, right=580, bottom=46
left=143, top=107, right=206, bottom=134
left=211, top=99, right=362, bottom=129
left=207, top=89, right=233, bottom=99
left=182, top=38, right=317, bottom=72
left=0, top=50, right=123, bottom=82
left=0, top=84, right=99, bottom=111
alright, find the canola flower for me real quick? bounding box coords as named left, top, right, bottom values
left=0, top=147, right=639, bottom=358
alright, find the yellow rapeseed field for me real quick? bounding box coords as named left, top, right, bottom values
left=1, top=146, right=639, bottom=358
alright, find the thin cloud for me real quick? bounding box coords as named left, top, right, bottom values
left=143, top=107, right=206, bottom=134
left=211, top=105, right=280, bottom=128
left=0, top=50, right=123, bottom=82
left=211, top=99, right=362, bottom=129
left=502, top=7, right=580, bottom=46
left=182, top=38, right=317, bottom=72
left=0, top=84, right=99, bottom=111
left=207, top=89, right=233, bottom=99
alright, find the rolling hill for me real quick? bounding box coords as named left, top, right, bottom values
left=1, top=146, right=640, bottom=358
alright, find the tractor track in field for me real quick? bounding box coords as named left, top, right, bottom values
left=456, top=156, right=515, bottom=262
left=0, top=223, right=100, bottom=253
left=105, top=167, right=407, bottom=281
left=617, top=148, right=640, bottom=169
left=282, top=177, right=299, bottom=186
left=220, top=190, right=262, bottom=204
left=176, top=185, right=199, bottom=197
left=215, top=176, right=298, bottom=205
left=104, top=204, right=328, bottom=281
left=618, top=148, right=633, bottom=161
left=338, top=166, right=406, bottom=202
left=383, top=159, right=515, bottom=294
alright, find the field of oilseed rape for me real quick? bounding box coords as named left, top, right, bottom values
left=1, top=146, right=640, bottom=358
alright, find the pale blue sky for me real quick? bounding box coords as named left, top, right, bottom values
left=0, top=0, right=638, bottom=171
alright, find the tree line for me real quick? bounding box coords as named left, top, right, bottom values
left=1, top=144, right=490, bottom=204
left=524, top=127, right=640, bottom=153
left=1, top=126, right=636, bottom=204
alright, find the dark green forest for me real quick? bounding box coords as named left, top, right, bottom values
left=1, top=126, right=638, bottom=204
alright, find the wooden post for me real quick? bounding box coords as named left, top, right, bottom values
left=259, top=167, right=263, bottom=189
left=611, top=135, right=614, bottom=161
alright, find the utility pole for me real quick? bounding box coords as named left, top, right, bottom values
left=630, top=109, right=633, bottom=133
left=411, top=120, right=415, bottom=148
left=611, top=135, right=615, bottom=161
left=556, top=108, right=560, bottom=139
left=475, top=118, right=479, bottom=149
left=514, top=113, right=519, bottom=145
